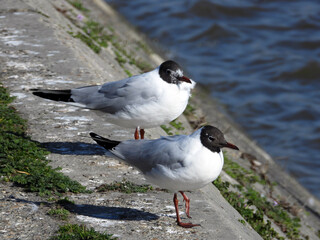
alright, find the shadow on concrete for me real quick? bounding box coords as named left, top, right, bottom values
left=66, top=203, right=159, bottom=221
left=42, top=142, right=106, bottom=155
left=4, top=196, right=159, bottom=222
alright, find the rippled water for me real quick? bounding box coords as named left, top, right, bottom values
left=106, top=0, right=320, bottom=198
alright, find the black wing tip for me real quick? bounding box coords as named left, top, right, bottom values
left=90, top=132, right=120, bottom=150
left=31, top=89, right=74, bottom=102
left=89, top=132, right=98, bottom=138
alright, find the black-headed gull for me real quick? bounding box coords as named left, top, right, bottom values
left=90, top=125, right=239, bottom=228
left=32, top=60, right=195, bottom=139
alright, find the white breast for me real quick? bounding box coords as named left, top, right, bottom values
left=145, top=137, right=224, bottom=192
left=107, top=74, right=195, bottom=129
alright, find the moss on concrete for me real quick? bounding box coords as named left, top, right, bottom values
left=96, top=179, right=153, bottom=194
left=0, top=84, right=87, bottom=196
left=50, top=224, right=117, bottom=240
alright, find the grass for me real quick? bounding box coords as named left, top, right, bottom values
left=50, top=224, right=117, bottom=240
left=245, top=188, right=301, bottom=239
left=124, top=69, right=133, bottom=77
left=114, top=50, right=127, bottom=65
left=96, top=179, right=153, bottom=194
left=47, top=197, right=76, bottom=221
left=71, top=31, right=101, bottom=54
left=68, top=19, right=113, bottom=54
left=0, top=84, right=87, bottom=196
left=169, top=119, right=185, bottom=131
left=68, top=0, right=89, bottom=12
left=223, top=155, right=266, bottom=186
left=214, top=154, right=303, bottom=240
left=48, top=208, right=70, bottom=221
left=56, top=197, right=75, bottom=205
left=66, top=4, right=153, bottom=77
left=160, top=125, right=174, bottom=136
left=161, top=119, right=185, bottom=136
left=183, top=103, right=196, bottom=117
left=214, top=177, right=281, bottom=240
left=83, top=20, right=112, bottom=48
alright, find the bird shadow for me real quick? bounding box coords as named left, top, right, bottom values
left=4, top=196, right=159, bottom=221
left=65, top=203, right=159, bottom=221
left=41, top=142, right=106, bottom=156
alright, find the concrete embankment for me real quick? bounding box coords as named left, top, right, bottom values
left=0, top=0, right=319, bottom=239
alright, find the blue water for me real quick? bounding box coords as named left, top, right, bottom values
left=106, top=0, right=320, bottom=198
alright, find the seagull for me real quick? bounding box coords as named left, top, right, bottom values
left=90, top=125, right=239, bottom=228
left=32, top=60, right=195, bottom=139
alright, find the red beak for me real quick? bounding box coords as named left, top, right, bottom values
left=178, top=76, right=192, bottom=83
left=223, top=141, right=239, bottom=150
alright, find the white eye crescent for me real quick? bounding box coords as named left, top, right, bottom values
left=208, top=136, right=215, bottom=141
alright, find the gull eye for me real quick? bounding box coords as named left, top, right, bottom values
left=166, top=69, right=171, bottom=75
left=208, top=136, right=215, bottom=142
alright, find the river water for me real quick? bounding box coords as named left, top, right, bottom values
left=106, top=0, right=320, bottom=198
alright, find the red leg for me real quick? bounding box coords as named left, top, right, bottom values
left=173, top=193, right=200, bottom=228
left=179, top=191, right=191, bottom=218
left=140, top=129, right=145, bottom=139
left=134, top=128, right=139, bottom=140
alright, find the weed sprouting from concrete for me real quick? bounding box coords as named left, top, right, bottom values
left=223, top=156, right=266, bottom=186
left=0, top=84, right=87, bottom=196
left=183, top=103, right=196, bottom=116
left=71, top=31, right=101, bottom=53
left=124, top=69, right=133, bottom=77
left=68, top=0, right=89, bottom=13
left=214, top=177, right=281, bottom=240
left=214, top=173, right=302, bottom=240
left=96, top=179, right=153, bottom=194
left=161, top=119, right=185, bottom=136
left=50, top=224, right=117, bottom=240
left=222, top=155, right=302, bottom=239
left=169, top=119, right=185, bottom=131
left=56, top=197, right=76, bottom=206
left=238, top=219, right=246, bottom=225
left=83, top=20, right=112, bottom=47
left=48, top=208, right=70, bottom=221
left=160, top=125, right=174, bottom=136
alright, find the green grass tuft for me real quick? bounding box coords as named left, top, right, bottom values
left=238, top=219, right=246, bottom=225
left=48, top=208, right=70, bottom=221
left=83, top=20, right=112, bottom=48
left=220, top=155, right=302, bottom=239
left=0, top=84, right=87, bottom=196
left=56, top=197, right=75, bottom=206
left=68, top=0, right=89, bottom=12
left=96, top=180, right=153, bottom=194
left=214, top=177, right=281, bottom=240
left=169, top=119, right=185, bottom=131
left=50, top=224, right=117, bottom=240
left=124, top=69, right=133, bottom=77
left=214, top=175, right=302, bottom=240
left=160, top=125, right=174, bottom=136
left=223, top=155, right=265, bottom=186
left=71, top=31, right=101, bottom=54
left=183, top=103, right=196, bottom=116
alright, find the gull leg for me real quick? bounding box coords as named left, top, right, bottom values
left=173, top=193, right=200, bottom=228
left=179, top=191, right=191, bottom=218
left=134, top=127, right=140, bottom=140
left=140, top=129, right=145, bottom=139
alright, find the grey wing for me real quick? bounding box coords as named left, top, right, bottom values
left=112, top=135, right=188, bottom=174
left=70, top=74, right=158, bottom=113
